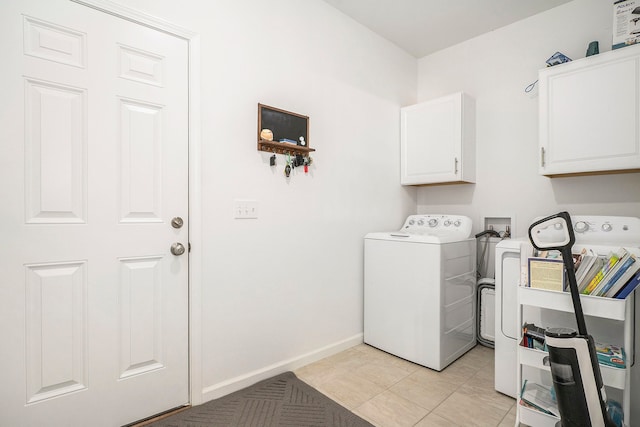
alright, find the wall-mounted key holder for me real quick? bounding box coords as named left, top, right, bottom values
left=281, top=152, right=313, bottom=178
left=258, top=103, right=316, bottom=156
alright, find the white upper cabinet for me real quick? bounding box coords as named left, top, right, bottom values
left=539, top=45, right=640, bottom=176
left=401, top=92, right=475, bottom=185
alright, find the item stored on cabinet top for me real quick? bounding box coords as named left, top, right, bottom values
left=613, top=0, right=640, bottom=49
left=545, top=51, right=571, bottom=67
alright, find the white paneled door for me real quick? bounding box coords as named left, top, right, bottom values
left=0, top=1, right=189, bottom=425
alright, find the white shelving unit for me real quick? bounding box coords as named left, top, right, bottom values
left=516, top=285, right=635, bottom=426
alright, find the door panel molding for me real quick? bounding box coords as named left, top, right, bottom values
left=25, top=261, right=88, bottom=404
left=24, top=77, right=88, bottom=224
left=23, top=15, right=87, bottom=68
left=119, top=256, right=164, bottom=379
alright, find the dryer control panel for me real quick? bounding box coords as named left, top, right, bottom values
left=570, top=215, right=640, bottom=246
left=401, top=214, right=472, bottom=239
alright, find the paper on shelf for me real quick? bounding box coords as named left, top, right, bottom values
left=528, top=258, right=564, bottom=291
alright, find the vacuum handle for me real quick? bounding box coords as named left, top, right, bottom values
left=562, top=247, right=588, bottom=337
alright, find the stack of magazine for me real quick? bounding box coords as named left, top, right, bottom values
left=520, top=380, right=559, bottom=417
left=573, top=248, right=640, bottom=298
left=596, top=342, right=626, bottom=369
left=521, top=323, right=546, bottom=351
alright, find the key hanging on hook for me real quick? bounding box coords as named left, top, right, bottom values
left=284, top=152, right=292, bottom=177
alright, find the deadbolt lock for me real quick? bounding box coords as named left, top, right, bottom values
left=171, top=217, right=184, bottom=229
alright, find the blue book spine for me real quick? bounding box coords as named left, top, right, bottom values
left=599, top=257, right=635, bottom=296
left=615, top=271, right=640, bottom=299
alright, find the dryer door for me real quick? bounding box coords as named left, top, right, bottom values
left=500, top=251, right=521, bottom=340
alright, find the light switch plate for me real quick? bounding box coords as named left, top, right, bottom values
left=234, top=199, right=258, bottom=219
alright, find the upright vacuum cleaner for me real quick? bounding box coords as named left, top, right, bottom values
left=528, top=212, right=616, bottom=427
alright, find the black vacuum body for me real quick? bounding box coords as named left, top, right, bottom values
left=545, top=328, right=610, bottom=426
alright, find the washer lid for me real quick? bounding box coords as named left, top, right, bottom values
left=364, top=231, right=469, bottom=244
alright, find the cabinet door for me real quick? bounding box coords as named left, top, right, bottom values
left=539, top=46, right=640, bottom=176
left=401, top=92, right=475, bottom=185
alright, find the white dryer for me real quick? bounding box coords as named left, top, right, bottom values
left=494, top=238, right=526, bottom=397
left=364, top=214, right=476, bottom=371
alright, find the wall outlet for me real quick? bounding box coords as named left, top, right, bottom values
left=233, top=199, right=258, bottom=219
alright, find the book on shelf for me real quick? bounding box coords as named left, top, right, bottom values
left=523, top=323, right=546, bottom=341
left=521, top=323, right=546, bottom=350
left=520, top=335, right=546, bottom=351
left=605, top=259, right=640, bottom=297
left=575, top=251, right=597, bottom=288
left=598, top=253, right=637, bottom=297
left=582, top=248, right=626, bottom=295
left=578, top=256, right=605, bottom=293
left=614, top=270, right=640, bottom=300
left=520, top=380, right=559, bottom=417
left=592, top=249, right=630, bottom=296
left=572, top=248, right=587, bottom=273
left=528, top=257, right=564, bottom=291
left=595, top=342, right=625, bottom=369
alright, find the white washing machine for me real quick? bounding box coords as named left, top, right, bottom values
left=364, top=214, right=477, bottom=371
left=494, top=215, right=640, bottom=399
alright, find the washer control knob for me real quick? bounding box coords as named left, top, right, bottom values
left=417, top=219, right=425, bottom=226
left=574, top=221, right=589, bottom=233
left=444, top=220, right=452, bottom=226
left=602, top=223, right=612, bottom=232
left=428, top=218, right=438, bottom=227
left=408, top=219, right=415, bottom=226
left=453, top=220, right=461, bottom=227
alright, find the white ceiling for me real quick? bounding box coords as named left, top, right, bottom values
left=321, top=0, right=573, bottom=58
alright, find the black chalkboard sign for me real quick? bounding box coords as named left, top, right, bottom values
left=258, top=104, right=308, bottom=145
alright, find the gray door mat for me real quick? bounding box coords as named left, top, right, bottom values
left=145, top=371, right=374, bottom=427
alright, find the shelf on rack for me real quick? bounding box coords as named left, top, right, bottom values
left=519, top=404, right=560, bottom=427
left=518, top=287, right=628, bottom=321
left=518, top=346, right=626, bottom=389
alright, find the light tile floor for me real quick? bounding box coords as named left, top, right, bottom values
left=295, top=344, right=517, bottom=427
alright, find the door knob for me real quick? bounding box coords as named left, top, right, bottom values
left=171, top=242, right=186, bottom=256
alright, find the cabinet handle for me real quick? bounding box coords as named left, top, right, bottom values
left=540, top=147, right=545, bottom=167
left=454, top=157, right=459, bottom=174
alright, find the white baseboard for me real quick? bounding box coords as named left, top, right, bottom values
left=200, top=333, right=363, bottom=403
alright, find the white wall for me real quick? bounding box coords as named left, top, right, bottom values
left=416, top=0, right=640, bottom=237
left=116, top=0, right=417, bottom=402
